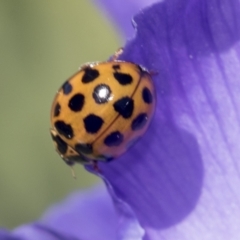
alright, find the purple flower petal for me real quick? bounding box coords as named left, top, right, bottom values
left=93, top=0, right=159, bottom=38
left=93, top=0, right=240, bottom=239
left=13, top=223, right=77, bottom=240
left=0, top=229, right=20, bottom=240
left=14, top=183, right=143, bottom=240
left=32, top=185, right=117, bottom=240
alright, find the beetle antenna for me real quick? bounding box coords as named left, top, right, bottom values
left=70, top=166, right=76, bottom=179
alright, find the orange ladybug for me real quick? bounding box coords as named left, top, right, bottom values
left=50, top=60, right=155, bottom=166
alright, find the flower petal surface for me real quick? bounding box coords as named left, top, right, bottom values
left=13, top=185, right=117, bottom=240
left=93, top=0, right=160, bottom=38
left=95, top=0, right=240, bottom=239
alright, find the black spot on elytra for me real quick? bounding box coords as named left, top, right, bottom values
left=113, top=97, right=134, bottom=118
left=113, top=72, right=133, bottom=85
left=51, top=133, right=67, bottom=155
left=142, top=87, right=153, bottom=104
left=131, top=113, right=148, bottom=131
left=93, top=84, right=111, bottom=104
left=75, top=143, right=93, bottom=155
left=62, top=81, right=72, bottom=95
left=68, top=93, right=85, bottom=112
left=82, top=67, right=100, bottom=83
left=83, top=114, right=104, bottom=134
left=112, top=64, right=120, bottom=70
left=104, top=131, right=124, bottom=147
left=54, top=120, right=74, bottom=139
left=53, top=103, right=61, bottom=117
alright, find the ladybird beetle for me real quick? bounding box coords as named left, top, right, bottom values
left=50, top=60, right=155, bottom=166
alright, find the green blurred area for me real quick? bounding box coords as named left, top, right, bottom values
left=0, top=1, right=120, bottom=229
